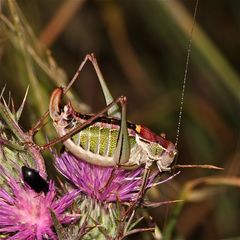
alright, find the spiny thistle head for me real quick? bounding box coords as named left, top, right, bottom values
left=55, top=152, right=161, bottom=239
left=0, top=91, right=82, bottom=239
left=0, top=165, right=79, bottom=239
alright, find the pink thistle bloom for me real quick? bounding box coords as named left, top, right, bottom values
left=56, top=152, right=157, bottom=203
left=0, top=169, right=79, bottom=240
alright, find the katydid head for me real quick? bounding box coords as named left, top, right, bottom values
left=135, top=131, right=177, bottom=171
left=49, top=87, right=76, bottom=129
left=143, top=140, right=177, bottom=171
left=156, top=142, right=177, bottom=172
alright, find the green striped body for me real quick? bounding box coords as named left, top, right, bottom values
left=72, top=125, right=136, bottom=158
left=54, top=120, right=142, bottom=167
left=71, top=124, right=166, bottom=159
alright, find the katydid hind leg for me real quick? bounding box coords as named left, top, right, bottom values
left=88, top=53, right=120, bottom=118
left=30, top=53, right=118, bottom=138
left=64, top=53, right=120, bottom=117
left=63, top=54, right=91, bottom=95
left=113, top=96, right=130, bottom=165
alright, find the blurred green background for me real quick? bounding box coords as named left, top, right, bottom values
left=0, top=0, right=240, bottom=239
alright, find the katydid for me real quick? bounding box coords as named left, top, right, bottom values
left=47, top=54, right=177, bottom=173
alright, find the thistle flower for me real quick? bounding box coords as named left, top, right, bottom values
left=56, top=152, right=157, bottom=203
left=55, top=152, right=160, bottom=239
left=0, top=167, right=79, bottom=240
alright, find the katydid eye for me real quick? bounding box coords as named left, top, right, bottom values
left=22, top=166, right=49, bottom=194
left=168, top=151, right=174, bottom=158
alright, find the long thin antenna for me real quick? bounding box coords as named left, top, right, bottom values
left=175, top=0, right=199, bottom=147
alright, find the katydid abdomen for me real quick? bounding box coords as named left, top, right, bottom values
left=54, top=120, right=139, bottom=167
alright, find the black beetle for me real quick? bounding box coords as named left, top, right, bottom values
left=22, top=166, right=49, bottom=194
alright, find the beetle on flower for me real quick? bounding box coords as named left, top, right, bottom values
left=0, top=165, right=79, bottom=240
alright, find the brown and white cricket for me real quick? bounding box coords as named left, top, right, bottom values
left=48, top=54, right=177, bottom=173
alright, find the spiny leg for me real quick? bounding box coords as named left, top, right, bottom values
left=102, top=97, right=149, bottom=206
left=99, top=167, right=117, bottom=193
left=115, top=100, right=152, bottom=216
left=100, top=96, right=130, bottom=191
left=124, top=166, right=151, bottom=217
left=63, top=54, right=92, bottom=95
left=87, top=53, right=120, bottom=118
left=113, top=96, right=130, bottom=165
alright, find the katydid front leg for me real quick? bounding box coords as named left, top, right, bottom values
left=124, top=167, right=151, bottom=217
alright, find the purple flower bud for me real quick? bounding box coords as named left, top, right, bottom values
left=0, top=172, right=79, bottom=239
